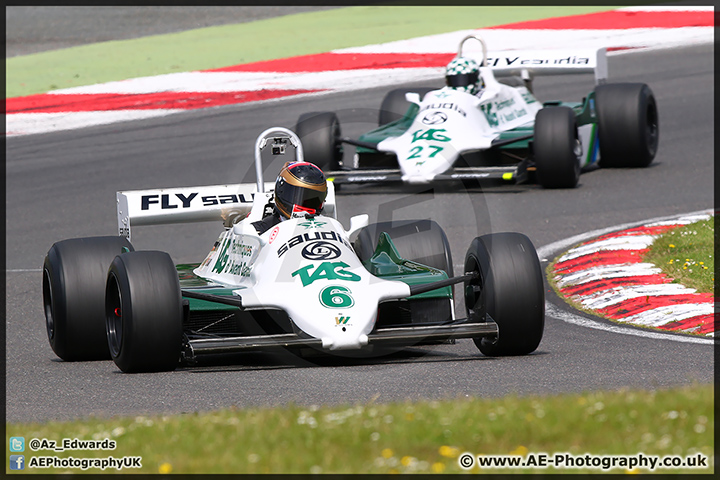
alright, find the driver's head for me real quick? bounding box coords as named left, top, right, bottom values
left=274, top=162, right=327, bottom=219
left=445, top=57, right=483, bottom=95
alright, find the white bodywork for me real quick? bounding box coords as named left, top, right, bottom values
left=378, top=79, right=542, bottom=183
left=117, top=127, right=418, bottom=350
left=371, top=36, right=607, bottom=183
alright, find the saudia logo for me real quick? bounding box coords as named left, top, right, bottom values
left=292, top=262, right=361, bottom=287
left=484, top=56, right=590, bottom=67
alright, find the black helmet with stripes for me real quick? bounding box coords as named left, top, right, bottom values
left=274, top=162, right=327, bottom=219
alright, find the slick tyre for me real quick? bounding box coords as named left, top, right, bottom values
left=106, top=251, right=183, bottom=373
left=378, top=87, right=436, bottom=126
left=533, top=106, right=581, bottom=188
left=354, top=219, right=453, bottom=276
left=295, top=112, right=343, bottom=171
left=464, top=233, right=544, bottom=356
left=43, top=236, right=134, bottom=361
left=595, top=82, right=659, bottom=168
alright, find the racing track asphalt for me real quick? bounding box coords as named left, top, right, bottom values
left=5, top=42, right=714, bottom=422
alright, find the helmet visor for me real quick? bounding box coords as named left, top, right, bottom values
left=276, top=182, right=325, bottom=213
left=446, top=71, right=479, bottom=88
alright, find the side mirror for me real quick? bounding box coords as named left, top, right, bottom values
left=347, top=214, right=369, bottom=238
left=405, top=92, right=422, bottom=105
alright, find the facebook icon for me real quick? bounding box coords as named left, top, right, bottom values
left=10, top=455, right=25, bottom=470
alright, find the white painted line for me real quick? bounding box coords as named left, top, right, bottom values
left=556, top=234, right=656, bottom=263
left=545, top=303, right=714, bottom=345
left=6, top=110, right=183, bottom=137
left=617, top=303, right=715, bottom=328
left=7, top=269, right=42, bottom=272
left=576, top=283, right=698, bottom=310
left=555, top=263, right=662, bottom=288
left=617, top=6, right=715, bottom=12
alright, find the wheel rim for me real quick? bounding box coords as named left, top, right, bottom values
left=42, top=268, right=55, bottom=341
left=106, top=273, right=123, bottom=357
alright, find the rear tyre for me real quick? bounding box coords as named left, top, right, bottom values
left=354, top=219, right=453, bottom=276
left=378, top=87, right=436, bottom=126
left=595, top=82, right=659, bottom=168
left=295, top=112, right=343, bottom=171
left=533, top=106, right=581, bottom=188
left=42, top=236, right=134, bottom=361
left=106, top=251, right=183, bottom=373
left=464, top=232, right=544, bottom=356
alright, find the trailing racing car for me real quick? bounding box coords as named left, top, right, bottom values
left=42, top=127, right=545, bottom=373
left=295, top=35, right=659, bottom=189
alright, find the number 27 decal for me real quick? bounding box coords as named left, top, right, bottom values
left=408, top=145, right=444, bottom=160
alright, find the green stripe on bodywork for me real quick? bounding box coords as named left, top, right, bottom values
left=365, top=232, right=452, bottom=300
left=6, top=6, right=618, bottom=98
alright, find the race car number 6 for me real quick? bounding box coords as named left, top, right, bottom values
left=319, top=285, right=354, bottom=308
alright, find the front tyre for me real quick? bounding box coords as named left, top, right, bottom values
left=464, top=233, right=544, bottom=356
left=595, top=82, right=659, bottom=168
left=533, top=106, right=581, bottom=188
left=295, top=111, right=343, bottom=171
left=43, top=236, right=134, bottom=361
left=106, top=251, right=183, bottom=373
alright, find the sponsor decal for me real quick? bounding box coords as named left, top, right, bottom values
left=292, top=262, right=361, bottom=287
left=301, top=241, right=342, bottom=260
left=291, top=204, right=316, bottom=218
left=347, top=176, right=388, bottom=182
left=434, top=91, right=451, bottom=99
left=277, top=230, right=351, bottom=258
left=268, top=226, right=280, bottom=243
left=140, top=192, right=252, bottom=210
left=410, top=128, right=451, bottom=143
left=335, top=315, right=351, bottom=324
left=211, top=236, right=253, bottom=277
left=318, top=285, right=355, bottom=308
left=419, top=103, right=467, bottom=117
left=421, top=111, right=448, bottom=125
left=298, top=218, right=327, bottom=229
left=485, top=55, right=590, bottom=68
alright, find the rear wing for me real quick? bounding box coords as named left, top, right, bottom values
left=486, top=48, right=607, bottom=85
left=457, top=35, right=608, bottom=85
left=117, top=127, right=336, bottom=240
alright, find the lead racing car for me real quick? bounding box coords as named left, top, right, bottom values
left=295, top=35, right=659, bottom=189
left=42, top=128, right=545, bottom=373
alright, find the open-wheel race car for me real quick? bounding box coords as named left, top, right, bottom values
left=42, top=128, right=545, bottom=373
left=295, top=35, right=659, bottom=189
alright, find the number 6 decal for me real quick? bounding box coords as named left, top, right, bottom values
left=319, top=285, right=355, bottom=308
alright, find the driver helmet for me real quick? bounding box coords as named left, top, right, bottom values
left=445, top=57, right=483, bottom=95
left=274, top=161, right=327, bottom=219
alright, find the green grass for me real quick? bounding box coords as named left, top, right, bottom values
left=644, top=217, right=715, bottom=294
left=6, top=5, right=618, bottom=98
left=6, top=383, right=713, bottom=474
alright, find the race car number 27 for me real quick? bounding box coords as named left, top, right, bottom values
left=408, top=128, right=449, bottom=162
